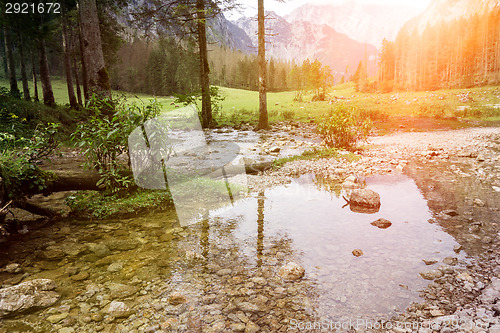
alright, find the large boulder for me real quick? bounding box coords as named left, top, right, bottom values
left=349, top=189, right=381, bottom=212
left=0, top=279, right=60, bottom=318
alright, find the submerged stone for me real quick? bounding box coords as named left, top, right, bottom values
left=422, top=259, right=438, bottom=265
left=278, top=262, right=305, bottom=281
left=0, top=279, right=60, bottom=318
left=370, top=218, right=392, bottom=229
left=168, top=292, right=187, bottom=305
left=420, top=270, right=444, bottom=280
left=349, top=189, right=381, bottom=209
left=106, top=301, right=132, bottom=318
left=352, top=249, right=364, bottom=257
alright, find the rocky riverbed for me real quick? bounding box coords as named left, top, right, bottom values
left=0, top=123, right=499, bottom=332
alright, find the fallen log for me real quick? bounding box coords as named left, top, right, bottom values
left=244, top=161, right=273, bottom=174
left=14, top=200, right=59, bottom=218
left=38, top=162, right=273, bottom=194
left=42, top=169, right=103, bottom=193
left=13, top=161, right=274, bottom=199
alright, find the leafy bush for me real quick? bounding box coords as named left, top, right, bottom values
left=280, top=110, right=295, bottom=120
left=224, top=108, right=258, bottom=125
left=317, top=104, right=371, bottom=149
left=66, top=189, right=173, bottom=219
left=174, top=85, right=225, bottom=123
left=416, top=102, right=454, bottom=119
left=0, top=123, right=60, bottom=199
left=453, top=105, right=500, bottom=118
left=71, top=97, right=160, bottom=193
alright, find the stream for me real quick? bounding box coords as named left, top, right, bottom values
left=1, top=127, right=499, bottom=333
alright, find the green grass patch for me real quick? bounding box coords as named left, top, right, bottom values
left=66, top=174, right=247, bottom=219
left=272, top=147, right=339, bottom=168
left=3, top=79, right=499, bottom=130
left=66, top=189, right=174, bottom=219
left=272, top=147, right=361, bottom=169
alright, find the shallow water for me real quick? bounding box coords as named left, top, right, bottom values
left=0, top=172, right=469, bottom=331
left=205, top=173, right=464, bottom=319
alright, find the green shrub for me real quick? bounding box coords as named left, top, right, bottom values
left=316, top=104, right=371, bottom=149
left=174, top=85, right=226, bottom=123
left=66, top=189, right=173, bottom=219
left=416, top=102, right=454, bottom=119
left=71, top=97, right=160, bottom=193
left=453, top=105, right=500, bottom=118
left=280, top=110, right=295, bottom=120
left=0, top=123, right=60, bottom=199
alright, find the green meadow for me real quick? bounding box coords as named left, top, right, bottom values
left=2, top=78, right=499, bottom=130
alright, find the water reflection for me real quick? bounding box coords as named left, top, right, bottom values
left=0, top=172, right=477, bottom=330
left=208, top=173, right=464, bottom=319
left=256, top=191, right=265, bottom=267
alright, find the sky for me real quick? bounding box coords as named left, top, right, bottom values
left=227, top=0, right=432, bottom=19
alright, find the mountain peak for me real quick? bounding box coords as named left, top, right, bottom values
left=403, top=0, right=500, bottom=34
left=285, top=1, right=421, bottom=48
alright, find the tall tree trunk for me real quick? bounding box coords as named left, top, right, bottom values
left=30, top=50, right=39, bottom=102
left=38, top=37, right=56, bottom=106
left=256, top=0, right=268, bottom=130
left=0, top=32, right=7, bottom=79
left=3, top=25, right=20, bottom=96
left=69, top=25, right=83, bottom=105
left=77, top=29, right=89, bottom=103
left=62, top=4, right=78, bottom=109
left=16, top=29, right=30, bottom=101
left=196, top=0, right=212, bottom=128
left=73, top=59, right=83, bottom=106
left=78, top=0, right=111, bottom=100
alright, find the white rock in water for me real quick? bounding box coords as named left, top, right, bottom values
left=278, top=262, right=305, bottom=281
left=473, top=198, right=485, bottom=207
left=268, top=146, right=281, bottom=153
left=345, top=175, right=356, bottom=183
left=0, top=279, right=59, bottom=318
left=342, top=181, right=358, bottom=189
left=4, top=263, right=21, bottom=274
left=107, top=300, right=131, bottom=318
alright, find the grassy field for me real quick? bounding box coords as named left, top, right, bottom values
left=2, top=78, right=500, bottom=130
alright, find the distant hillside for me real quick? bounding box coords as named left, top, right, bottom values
left=285, top=1, right=418, bottom=48
left=207, top=14, right=254, bottom=54
left=402, top=0, right=500, bottom=34
left=234, top=12, right=378, bottom=79
left=381, top=0, right=500, bottom=91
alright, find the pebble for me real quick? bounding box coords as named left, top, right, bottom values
left=4, top=263, right=21, bottom=274
left=277, top=262, right=305, bottom=281
left=443, top=257, right=458, bottom=266
left=352, top=249, right=364, bottom=257
left=47, top=312, right=69, bottom=324
left=71, top=271, right=89, bottom=281
left=423, top=259, right=438, bottom=265
left=473, top=198, right=485, bottom=207
left=245, top=321, right=260, bottom=333
left=107, top=262, right=123, bottom=273
left=168, top=292, right=187, bottom=305
left=420, top=270, right=444, bottom=280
